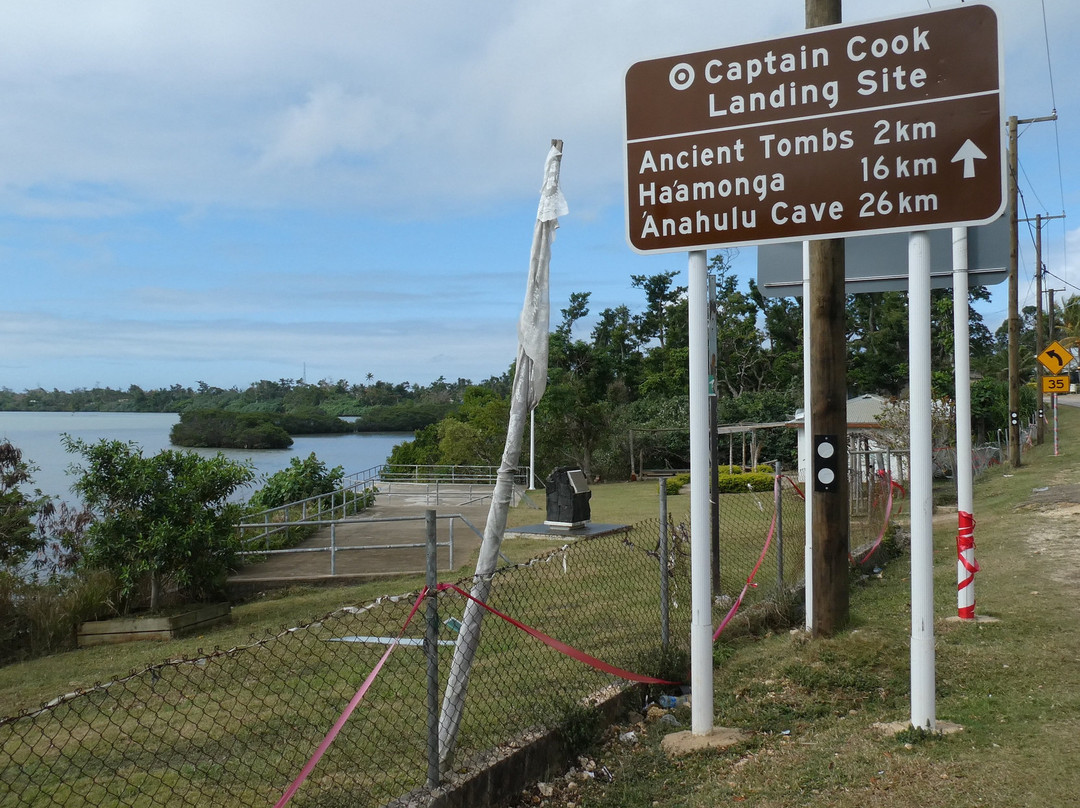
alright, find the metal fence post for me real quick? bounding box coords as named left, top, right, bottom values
left=659, top=479, right=670, bottom=650
left=330, top=522, right=336, bottom=576
left=425, top=509, right=440, bottom=789
left=448, top=518, right=455, bottom=572
left=775, top=460, right=784, bottom=586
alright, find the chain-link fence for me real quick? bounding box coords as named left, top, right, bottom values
left=1, top=480, right=808, bottom=808
left=972, top=444, right=1005, bottom=476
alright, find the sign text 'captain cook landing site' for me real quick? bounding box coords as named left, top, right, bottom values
left=624, top=3, right=1004, bottom=253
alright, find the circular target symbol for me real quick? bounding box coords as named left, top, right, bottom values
left=669, top=62, right=695, bottom=91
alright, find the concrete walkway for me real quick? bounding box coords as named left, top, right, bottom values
left=226, top=483, right=522, bottom=596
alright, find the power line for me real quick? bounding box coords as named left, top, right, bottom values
left=1018, top=159, right=1050, bottom=215
left=1041, top=0, right=1058, bottom=111
left=1039, top=0, right=1068, bottom=273
left=1044, top=268, right=1080, bottom=296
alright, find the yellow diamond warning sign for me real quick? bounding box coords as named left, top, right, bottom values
left=1037, top=341, right=1075, bottom=375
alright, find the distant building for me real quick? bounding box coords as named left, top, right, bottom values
left=788, top=394, right=906, bottom=484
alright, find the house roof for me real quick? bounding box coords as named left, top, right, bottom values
left=789, top=393, right=889, bottom=429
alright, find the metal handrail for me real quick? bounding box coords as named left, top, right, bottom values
left=235, top=513, right=465, bottom=574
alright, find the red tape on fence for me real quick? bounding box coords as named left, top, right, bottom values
left=783, top=475, right=805, bottom=500
left=855, top=470, right=896, bottom=566
left=712, top=477, right=779, bottom=642
left=274, top=588, right=428, bottom=808
left=438, top=583, right=680, bottom=685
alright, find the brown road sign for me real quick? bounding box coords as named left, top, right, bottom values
left=1038, top=341, right=1075, bottom=375
left=625, top=3, right=1004, bottom=253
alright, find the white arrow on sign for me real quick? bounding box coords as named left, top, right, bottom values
left=951, top=139, right=988, bottom=179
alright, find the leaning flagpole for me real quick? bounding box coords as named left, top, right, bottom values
left=438, top=140, right=566, bottom=770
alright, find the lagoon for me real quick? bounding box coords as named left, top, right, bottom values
left=0, top=412, right=410, bottom=504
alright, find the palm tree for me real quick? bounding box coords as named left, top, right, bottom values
left=1056, top=294, right=1080, bottom=350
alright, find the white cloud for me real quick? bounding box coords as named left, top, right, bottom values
left=257, top=85, right=418, bottom=170
left=2, top=0, right=1079, bottom=390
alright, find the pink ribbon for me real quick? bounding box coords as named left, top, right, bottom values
left=713, top=477, right=779, bottom=641
left=274, top=588, right=428, bottom=808
left=439, top=583, right=680, bottom=685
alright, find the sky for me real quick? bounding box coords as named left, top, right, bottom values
left=2, top=0, right=1077, bottom=393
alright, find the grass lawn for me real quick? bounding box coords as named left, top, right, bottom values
left=0, top=479, right=689, bottom=719
left=527, top=403, right=1080, bottom=807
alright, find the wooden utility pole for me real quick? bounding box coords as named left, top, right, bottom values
left=1027, top=212, right=1066, bottom=444
left=1007, top=112, right=1058, bottom=465
left=1049, top=286, right=1057, bottom=342
left=1036, top=213, right=1045, bottom=445
left=1007, top=115, right=1020, bottom=466
left=806, top=0, right=848, bottom=638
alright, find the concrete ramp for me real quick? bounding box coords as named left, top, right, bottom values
left=227, top=483, right=503, bottom=597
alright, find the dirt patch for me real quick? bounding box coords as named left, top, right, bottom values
left=1018, top=484, right=1080, bottom=592
left=1023, top=483, right=1080, bottom=508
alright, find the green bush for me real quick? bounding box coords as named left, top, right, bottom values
left=665, top=473, right=691, bottom=495
left=0, top=569, right=119, bottom=665
left=716, top=472, right=775, bottom=493
left=718, top=464, right=774, bottom=475
left=65, top=437, right=254, bottom=612
left=556, top=704, right=604, bottom=757
left=668, top=470, right=775, bottom=495
left=249, top=453, right=345, bottom=510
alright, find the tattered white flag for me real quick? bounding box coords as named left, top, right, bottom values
left=438, top=140, right=567, bottom=772
left=517, top=143, right=567, bottom=410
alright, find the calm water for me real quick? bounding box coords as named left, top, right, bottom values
left=0, top=412, right=411, bottom=504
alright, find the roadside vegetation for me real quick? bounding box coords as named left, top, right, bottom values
left=1, top=262, right=1076, bottom=794
left=2, top=256, right=1055, bottom=466
left=506, top=407, right=1080, bottom=808
left=0, top=440, right=370, bottom=665
left=2, top=408, right=1077, bottom=806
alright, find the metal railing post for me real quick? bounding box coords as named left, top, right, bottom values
left=659, top=479, right=670, bottom=650
left=775, top=460, right=784, bottom=586
left=425, top=509, right=440, bottom=789
left=330, top=523, right=336, bottom=576
left=448, top=518, right=455, bottom=572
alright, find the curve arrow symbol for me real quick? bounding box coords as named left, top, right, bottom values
left=951, top=139, right=988, bottom=179
left=1047, top=349, right=1063, bottom=370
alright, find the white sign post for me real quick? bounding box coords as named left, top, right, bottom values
left=625, top=3, right=1003, bottom=736
left=908, top=231, right=936, bottom=729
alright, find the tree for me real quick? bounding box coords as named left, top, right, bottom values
left=591, top=305, right=644, bottom=389
left=631, top=270, right=685, bottom=349
left=555, top=291, right=591, bottom=341
left=846, top=292, right=910, bottom=395
left=1057, top=294, right=1080, bottom=350
left=712, top=256, right=773, bottom=397
left=387, top=423, right=441, bottom=466
left=436, top=387, right=510, bottom=467
left=65, top=437, right=254, bottom=611
left=249, top=453, right=344, bottom=510
left=0, top=442, right=47, bottom=568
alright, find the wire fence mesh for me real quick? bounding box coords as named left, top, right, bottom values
left=0, top=476, right=828, bottom=808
